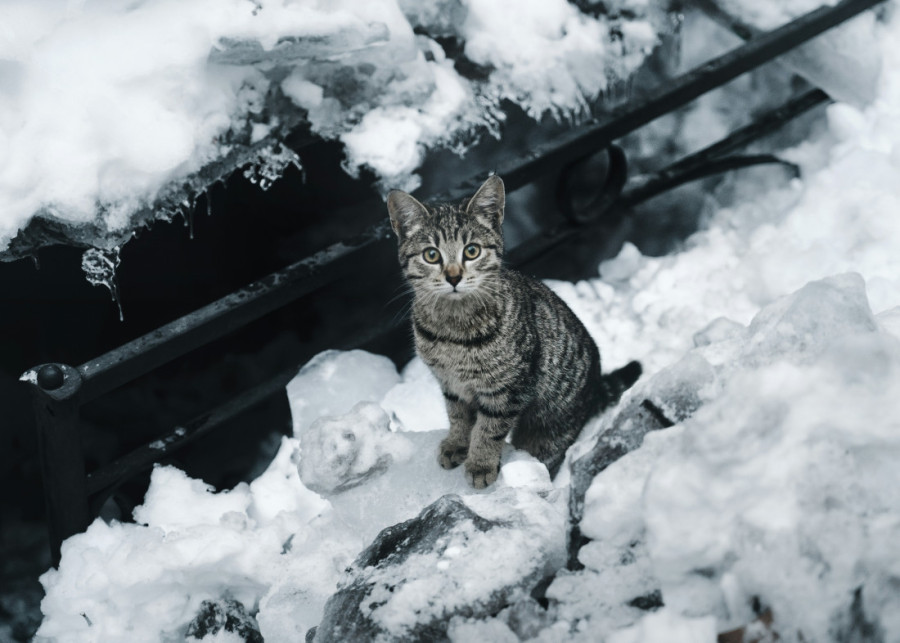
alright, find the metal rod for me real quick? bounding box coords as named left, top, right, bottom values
left=509, top=86, right=831, bottom=267
left=85, top=313, right=404, bottom=500
left=86, top=364, right=298, bottom=499
left=76, top=224, right=393, bottom=402
left=623, top=87, right=829, bottom=203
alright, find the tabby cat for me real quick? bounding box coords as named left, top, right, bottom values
left=387, top=175, right=641, bottom=488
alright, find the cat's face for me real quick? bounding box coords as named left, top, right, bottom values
left=387, top=176, right=506, bottom=302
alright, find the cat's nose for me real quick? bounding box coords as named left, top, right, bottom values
left=446, top=274, right=462, bottom=287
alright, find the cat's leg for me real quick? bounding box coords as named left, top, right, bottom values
left=513, top=411, right=580, bottom=479
left=465, top=411, right=517, bottom=488
left=438, top=391, right=476, bottom=469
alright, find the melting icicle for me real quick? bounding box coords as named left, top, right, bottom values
left=243, top=144, right=302, bottom=190
left=183, top=206, right=195, bottom=239
left=82, top=246, right=124, bottom=321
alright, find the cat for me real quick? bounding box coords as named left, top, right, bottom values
left=387, top=175, right=641, bottom=488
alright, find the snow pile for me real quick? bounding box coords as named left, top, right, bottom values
left=561, top=7, right=900, bottom=375
left=314, top=489, right=565, bottom=641
left=37, top=348, right=555, bottom=642
left=0, top=0, right=663, bottom=255
left=564, top=273, right=900, bottom=639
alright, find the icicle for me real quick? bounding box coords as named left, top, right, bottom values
left=206, top=187, right=214, bottom=217
left=81, top=246, right=124, bottom=321
left=243, top=144, right=302, bottom=191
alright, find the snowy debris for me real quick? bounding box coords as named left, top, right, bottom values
left=1, top=0, right=667, bottom=258
left=313, top=491, right=565, bottom=642
left=185, top=597, right=262, bottom=643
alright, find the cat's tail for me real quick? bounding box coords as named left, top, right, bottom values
left=601, top=360, right=642, bottom=405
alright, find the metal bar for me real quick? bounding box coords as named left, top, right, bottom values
left=86, top=364, right=297, bottom=499
left=623, top=87, right=829, bottom=204
left=85, top=312, right=403, bottom=500
left=76, top=224, right=393, bottom=402
left=624, top=153, right=799, bottom=206
left=26, top=364, right=90, bottom=566
left=509, top=86, right=830, bottom=267
left=65, top=0, right=878, bottom=404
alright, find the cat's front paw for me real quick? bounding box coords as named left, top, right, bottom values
left=465, top=462, right=499, bottom=489
left=438, top=438, right=468, bottom=469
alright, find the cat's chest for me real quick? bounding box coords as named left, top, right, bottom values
left=413, top=317, right=520, bottom=396
left=417, top=341, right=490, bottom=396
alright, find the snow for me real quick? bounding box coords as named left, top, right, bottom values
left=30, top=0, right=900, bottom=640
left=0, top=0, right=661, bottom=255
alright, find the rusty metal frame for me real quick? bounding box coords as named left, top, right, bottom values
left=21, top=0, right=881, bottom=565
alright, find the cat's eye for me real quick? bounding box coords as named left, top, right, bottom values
left=423, top=247, right=441, bottom=264
left=463, top=243, right=481, bottom=260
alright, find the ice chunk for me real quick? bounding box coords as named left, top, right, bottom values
left=298, top=402, right=414, bottom=494
left=640, top=301, right=900, bottom=636
left=286, top=349, right=401, bottom=437
left=692, top=316, right=745, bottom=348
left=380, top=357, right=448, bottom=432
left=742, top=272, right=878, bottom=366
left=496, top=449, right=552, bottom=493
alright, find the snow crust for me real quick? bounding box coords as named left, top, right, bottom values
left=34, top=1, right=900, bottom=641
left=0, top=0, right=661, bottom=252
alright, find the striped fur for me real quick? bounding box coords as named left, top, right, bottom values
left=387, top=175, right=640, bottom=488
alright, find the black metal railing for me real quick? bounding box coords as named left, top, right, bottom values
left=22, top=0, right=882, bottom=565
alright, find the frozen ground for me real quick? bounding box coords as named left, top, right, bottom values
left=21, top=0, right=900, bottom=641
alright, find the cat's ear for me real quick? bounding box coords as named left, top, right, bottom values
left=387, top=190, right=428, bottom=238
left=466, top=174, right=505, bottom=228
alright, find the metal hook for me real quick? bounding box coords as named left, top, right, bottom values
left=556, top=144, right=629, bottom=224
